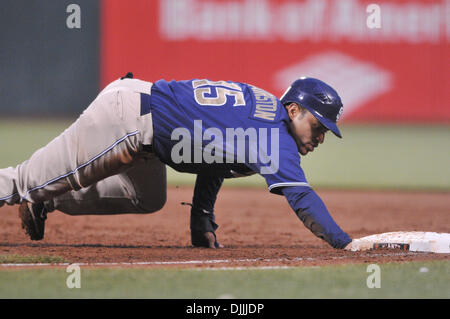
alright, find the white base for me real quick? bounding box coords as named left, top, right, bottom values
left=350, top=231, right=450, bottom=253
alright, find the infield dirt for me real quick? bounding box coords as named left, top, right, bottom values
left=0, top=187, right=449, bottom=268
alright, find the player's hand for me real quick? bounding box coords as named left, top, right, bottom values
left=191, top=231, right=223, bottom=249
left=190, top=205, right=222, bottom=248
left=343, top=241, right=353, bottom=251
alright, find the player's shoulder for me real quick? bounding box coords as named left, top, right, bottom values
left=190, top=79, right=249, bottom=89
left=155, top=79, right=277, bottom=95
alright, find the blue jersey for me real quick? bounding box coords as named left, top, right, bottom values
left=148, top=79, right=309, bottom=195
left=147, top=79, right=351, bottom=249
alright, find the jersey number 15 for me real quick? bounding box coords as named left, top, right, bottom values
left=192, top=80, right=245, bottom=107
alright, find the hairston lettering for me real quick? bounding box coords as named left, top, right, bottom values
left=250, top=85, right=278, bottom=121
left=170, top=120, right=279, bottom=174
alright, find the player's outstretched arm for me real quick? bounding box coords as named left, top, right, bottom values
left=281, top=186, right=352, bottom=249
left=189, top=174, right=224, bottom=248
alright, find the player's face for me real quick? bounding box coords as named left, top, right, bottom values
left=286, top=104, right=328, bottom=156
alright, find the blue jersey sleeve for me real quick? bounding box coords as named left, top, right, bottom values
left=282, top=185, right=352, bottom=249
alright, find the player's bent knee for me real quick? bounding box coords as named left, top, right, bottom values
left=137, top=193, right=167, bottom=214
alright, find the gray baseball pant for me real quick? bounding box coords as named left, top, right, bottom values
left=0, top=78, right=167, bottom=215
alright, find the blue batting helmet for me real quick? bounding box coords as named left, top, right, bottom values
left=280, top=77, right=344, bottom=138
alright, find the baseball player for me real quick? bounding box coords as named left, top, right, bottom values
left=0, top=73, right=353, bottom=250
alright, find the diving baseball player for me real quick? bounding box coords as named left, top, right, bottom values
left=0, top=73, right=352, bottom=250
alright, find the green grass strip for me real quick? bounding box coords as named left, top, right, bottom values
left=0, top=260, right=448, bottom=298
left=0, top=254, right=67, bottom=264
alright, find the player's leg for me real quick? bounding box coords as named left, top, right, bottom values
left=44, top=153, right=167, bottom=215
left=0, top=78, right=153, bottom=207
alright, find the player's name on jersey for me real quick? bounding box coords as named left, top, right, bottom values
left=250, top=85, right=279, bottom=121
left=170, top=120, right=279, bottom=174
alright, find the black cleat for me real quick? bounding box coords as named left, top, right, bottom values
left=18, top=201, right=47, bottom=241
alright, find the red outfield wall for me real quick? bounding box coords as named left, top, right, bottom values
left=101, top=0, right=450, bottom=123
